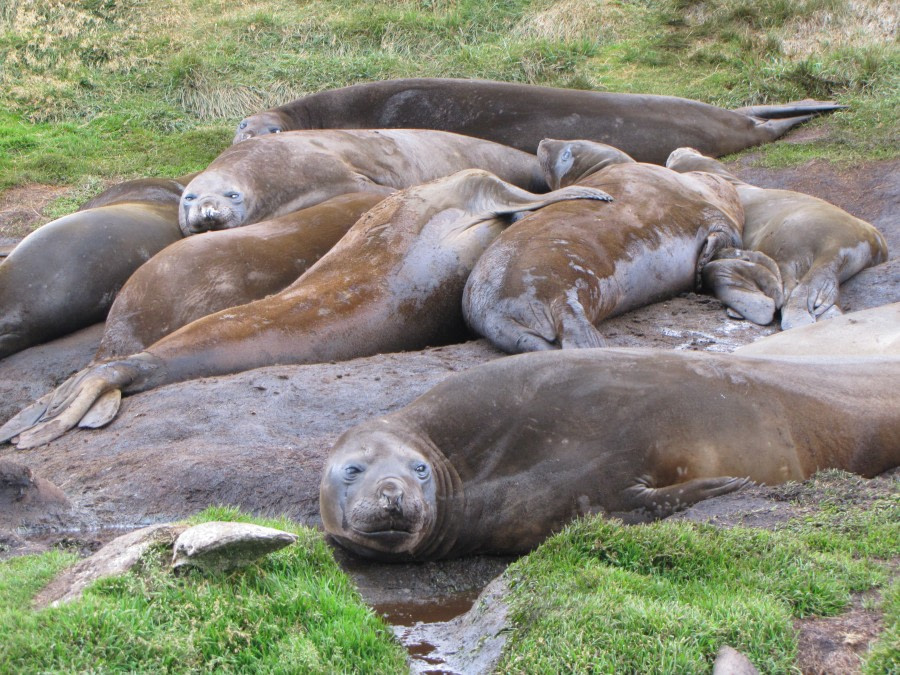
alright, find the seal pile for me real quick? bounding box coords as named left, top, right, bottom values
left=1, top=78, right=896, bottom=561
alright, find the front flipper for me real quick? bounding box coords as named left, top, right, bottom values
left=619, top=475, right=753, bottom=521
left=780, top=271, right=841, bottom=330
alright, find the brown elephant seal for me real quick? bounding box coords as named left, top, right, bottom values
left=462, top=140, right=744, bottom=352
left=232, top=78, right=844, bottom=164
left=319, top=348, right=900, bottom=561
left=665, top=148, right=888, bottom=329
left=180, top=128, right=547, bottom=234
left=95, top=192, right=386, bottom=359
left=0, top=170, right=611, bottom=448
left=736, top=302, right=900, bottom=357
left=0, top=201, right=182, bottom=360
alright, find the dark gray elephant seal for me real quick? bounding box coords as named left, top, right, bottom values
left=666, top=148, right=888, bottom=329
left=96, top=192, right=386, bottom=359
left=0, top=170, right=611, bottom=448
left=232, top=78, right=844, bottom=164
left=0, top=200, right=183, bottom=360
left=463, top=140, right=743, bottom=352
left=320, top=348, right=900, bottom=561
left=180, top=128, right=547, bottom=234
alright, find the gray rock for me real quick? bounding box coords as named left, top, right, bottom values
left=712, top=645, right=760, bottom=675
left=172, top=521, right=298, bottom=573
left=33, top=523, right=187, bottom=608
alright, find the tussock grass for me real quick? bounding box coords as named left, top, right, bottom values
left=498, top=472, right=898, bottom=672
left=0, top=507, right=407, bottom=673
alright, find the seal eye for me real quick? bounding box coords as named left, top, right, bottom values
left=238, top=121, right=247, bottom=129
left=225, top=192, right=242, bottom=201
left=562, top=147, right=572, bottom=161
left=269, top=128, right=281, bottom=134
left=414, top=463, right=430, bottom=480
left=344, top=465, right=363, bottom=482
left=183, top=193, right=196, bottom=202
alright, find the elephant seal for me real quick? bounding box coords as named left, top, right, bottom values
left=665, top=148, right=888, bottom=329
left=95, top=192, right=386, bottom=359
left=79, top=173, right=198, bottom=210
left=0, top=170, right=611, bottom=448
left=0, top=202, right=182, bottom=360
left=463, top=140, right=744, bottom=352
left=736, top=302, right=900, bottom=357
left=233, top=78, right=844, bottom=164
left=320, top=348, right=900, bottom=561
left=180, top=128, right=547, bottom=234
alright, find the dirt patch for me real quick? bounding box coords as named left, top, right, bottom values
left=0, top=183, right=69, bottom=240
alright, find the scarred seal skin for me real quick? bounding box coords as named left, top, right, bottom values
left=232, top=78, right=845, bottom=164
left=320, top=348, right=900, bottom=561
left=462, top=140, right=744, bottom=352
left=95, top=192, right=386, bottom=359
left=180, top=128, right=548, bottom=234
left=0, top=175, right=193, bottom=359
left=665, top=148, right=888, bottom=329
left=0, top=170, right=612, bottom=449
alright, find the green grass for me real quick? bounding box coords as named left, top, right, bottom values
left=0, top=506, right=407, bottom=673
left=0, top=0, right=897, bottom=214
left=497, top=471, right=898, bottom=673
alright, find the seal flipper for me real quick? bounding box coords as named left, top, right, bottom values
left=0, top=391, right=54, bottom=444
left=550, top=296, right=607, bottom=349
left=702, top=248, right=784, bottom=325
left=620, top=475, right=752, bottom=520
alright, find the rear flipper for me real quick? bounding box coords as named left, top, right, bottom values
left=780, top=270, right=841, bottom=330
left=733, top=100, right=847, bottom=119
left=551, top=295, right=607, bottom=349
left=618, top=475, right=753, bottom=521
left=702, top=248, right=784, bottom=325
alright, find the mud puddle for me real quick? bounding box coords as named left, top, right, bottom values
left=376, top=591, right=481, bottom=674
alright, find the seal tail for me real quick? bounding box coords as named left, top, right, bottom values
left=733, top=101, right=847, bottom=119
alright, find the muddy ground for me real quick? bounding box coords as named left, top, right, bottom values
left=0, top=144, right=897, bottom=673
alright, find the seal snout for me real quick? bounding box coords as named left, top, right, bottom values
left=377, top=478, right=404, bottom=514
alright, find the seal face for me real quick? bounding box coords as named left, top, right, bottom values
left=666, top=147, right=889, bottom=329
left=320, top=428, right=440, bottom=559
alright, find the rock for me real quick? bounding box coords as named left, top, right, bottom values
left=712, top=645, right=760, bottom=675
left=172, top=521, right=298, bottom=573
left=0, top=458, right=72, bottom=530
left=33, top=523, right=187, bottom=608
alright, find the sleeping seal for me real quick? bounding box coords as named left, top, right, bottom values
left=320, top=348, right=900, bottom=560
left=463, top=140, right=744, bottom=352
left=232, top=78, right=844, bottom=164
left=0, top=175, right=195, bottom=359
left=665, top=148, right=888, bottom=329
left=180, top=128, right=547, bottom=234
left=0, top=170, right=611, bottom=448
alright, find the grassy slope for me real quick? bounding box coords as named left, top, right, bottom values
left=0, top=0, right=897, bottom=213
left=0, top=507, right=407, bottom=673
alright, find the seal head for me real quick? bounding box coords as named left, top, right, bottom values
left=320, top=423, right=463, bottom=561
left=179, top=171, right=249, bottom=235
left=232, top=111, right=288, bottom=144
left=538, top=139, right=635, bottom=189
